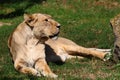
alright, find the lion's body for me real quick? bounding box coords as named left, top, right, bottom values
left=8, top=13, right=60, bottom=78
left=8, top=13, right=108, bottom=78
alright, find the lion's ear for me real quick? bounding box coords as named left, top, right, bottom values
left=24, top=14, right=30, bottom=20
left=43, top=14, right=52, bottom=18
left=24, top=14, right=34, bottom=23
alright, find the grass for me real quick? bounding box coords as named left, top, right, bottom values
left=0, top=0, right=120, bottom=79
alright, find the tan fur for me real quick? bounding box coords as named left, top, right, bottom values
left=8, top=13, right=60, bottom=78
left=45, top=37, right=107, bottom=63
left=8, top=13, right=108, bottom=78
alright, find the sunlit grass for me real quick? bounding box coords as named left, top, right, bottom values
left=0, top=0, right=120, bottom=80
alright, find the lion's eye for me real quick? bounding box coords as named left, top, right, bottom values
left=45, top=19, right=48, bottom=21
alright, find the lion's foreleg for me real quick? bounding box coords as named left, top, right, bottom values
left=14, top=60, right=41, bottom=76
left=35, top=58, right=58, bottom=78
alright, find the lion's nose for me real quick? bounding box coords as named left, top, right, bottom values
left=56, top=24, right=61, bottom=28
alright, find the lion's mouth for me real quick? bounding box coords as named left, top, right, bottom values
left=49, top=32, right=59, bottom=40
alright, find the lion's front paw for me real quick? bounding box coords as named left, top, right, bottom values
left=47, top=73, right=58, bottom=78
left=36, top=71, right=41, bottom=77
left=41, top=71, right=58, bottom=78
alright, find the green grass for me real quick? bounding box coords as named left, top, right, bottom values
left=0, top=0, right=120, bottom=80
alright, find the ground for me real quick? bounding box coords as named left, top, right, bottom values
left=0, top=0, right=120, bottom=80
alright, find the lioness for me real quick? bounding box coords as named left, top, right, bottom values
left=8, top=13, right=110, bottom=78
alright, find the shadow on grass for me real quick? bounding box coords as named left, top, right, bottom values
left=0, top=75, right=39, bottom=80
left=0, top=0, right=46, bottom=19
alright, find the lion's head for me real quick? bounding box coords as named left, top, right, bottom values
left=24, top=13, right=60, bottom=41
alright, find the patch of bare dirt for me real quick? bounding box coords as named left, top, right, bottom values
left=81, top=73, right=96, bottom=80
left=93, top=0, right=120, bottom=9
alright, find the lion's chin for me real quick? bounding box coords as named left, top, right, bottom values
left=51, top=36, right=58, bottom=40
left=49, top=32, right=59, bottom=40
left=49, top=35, right=58, bottom=40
